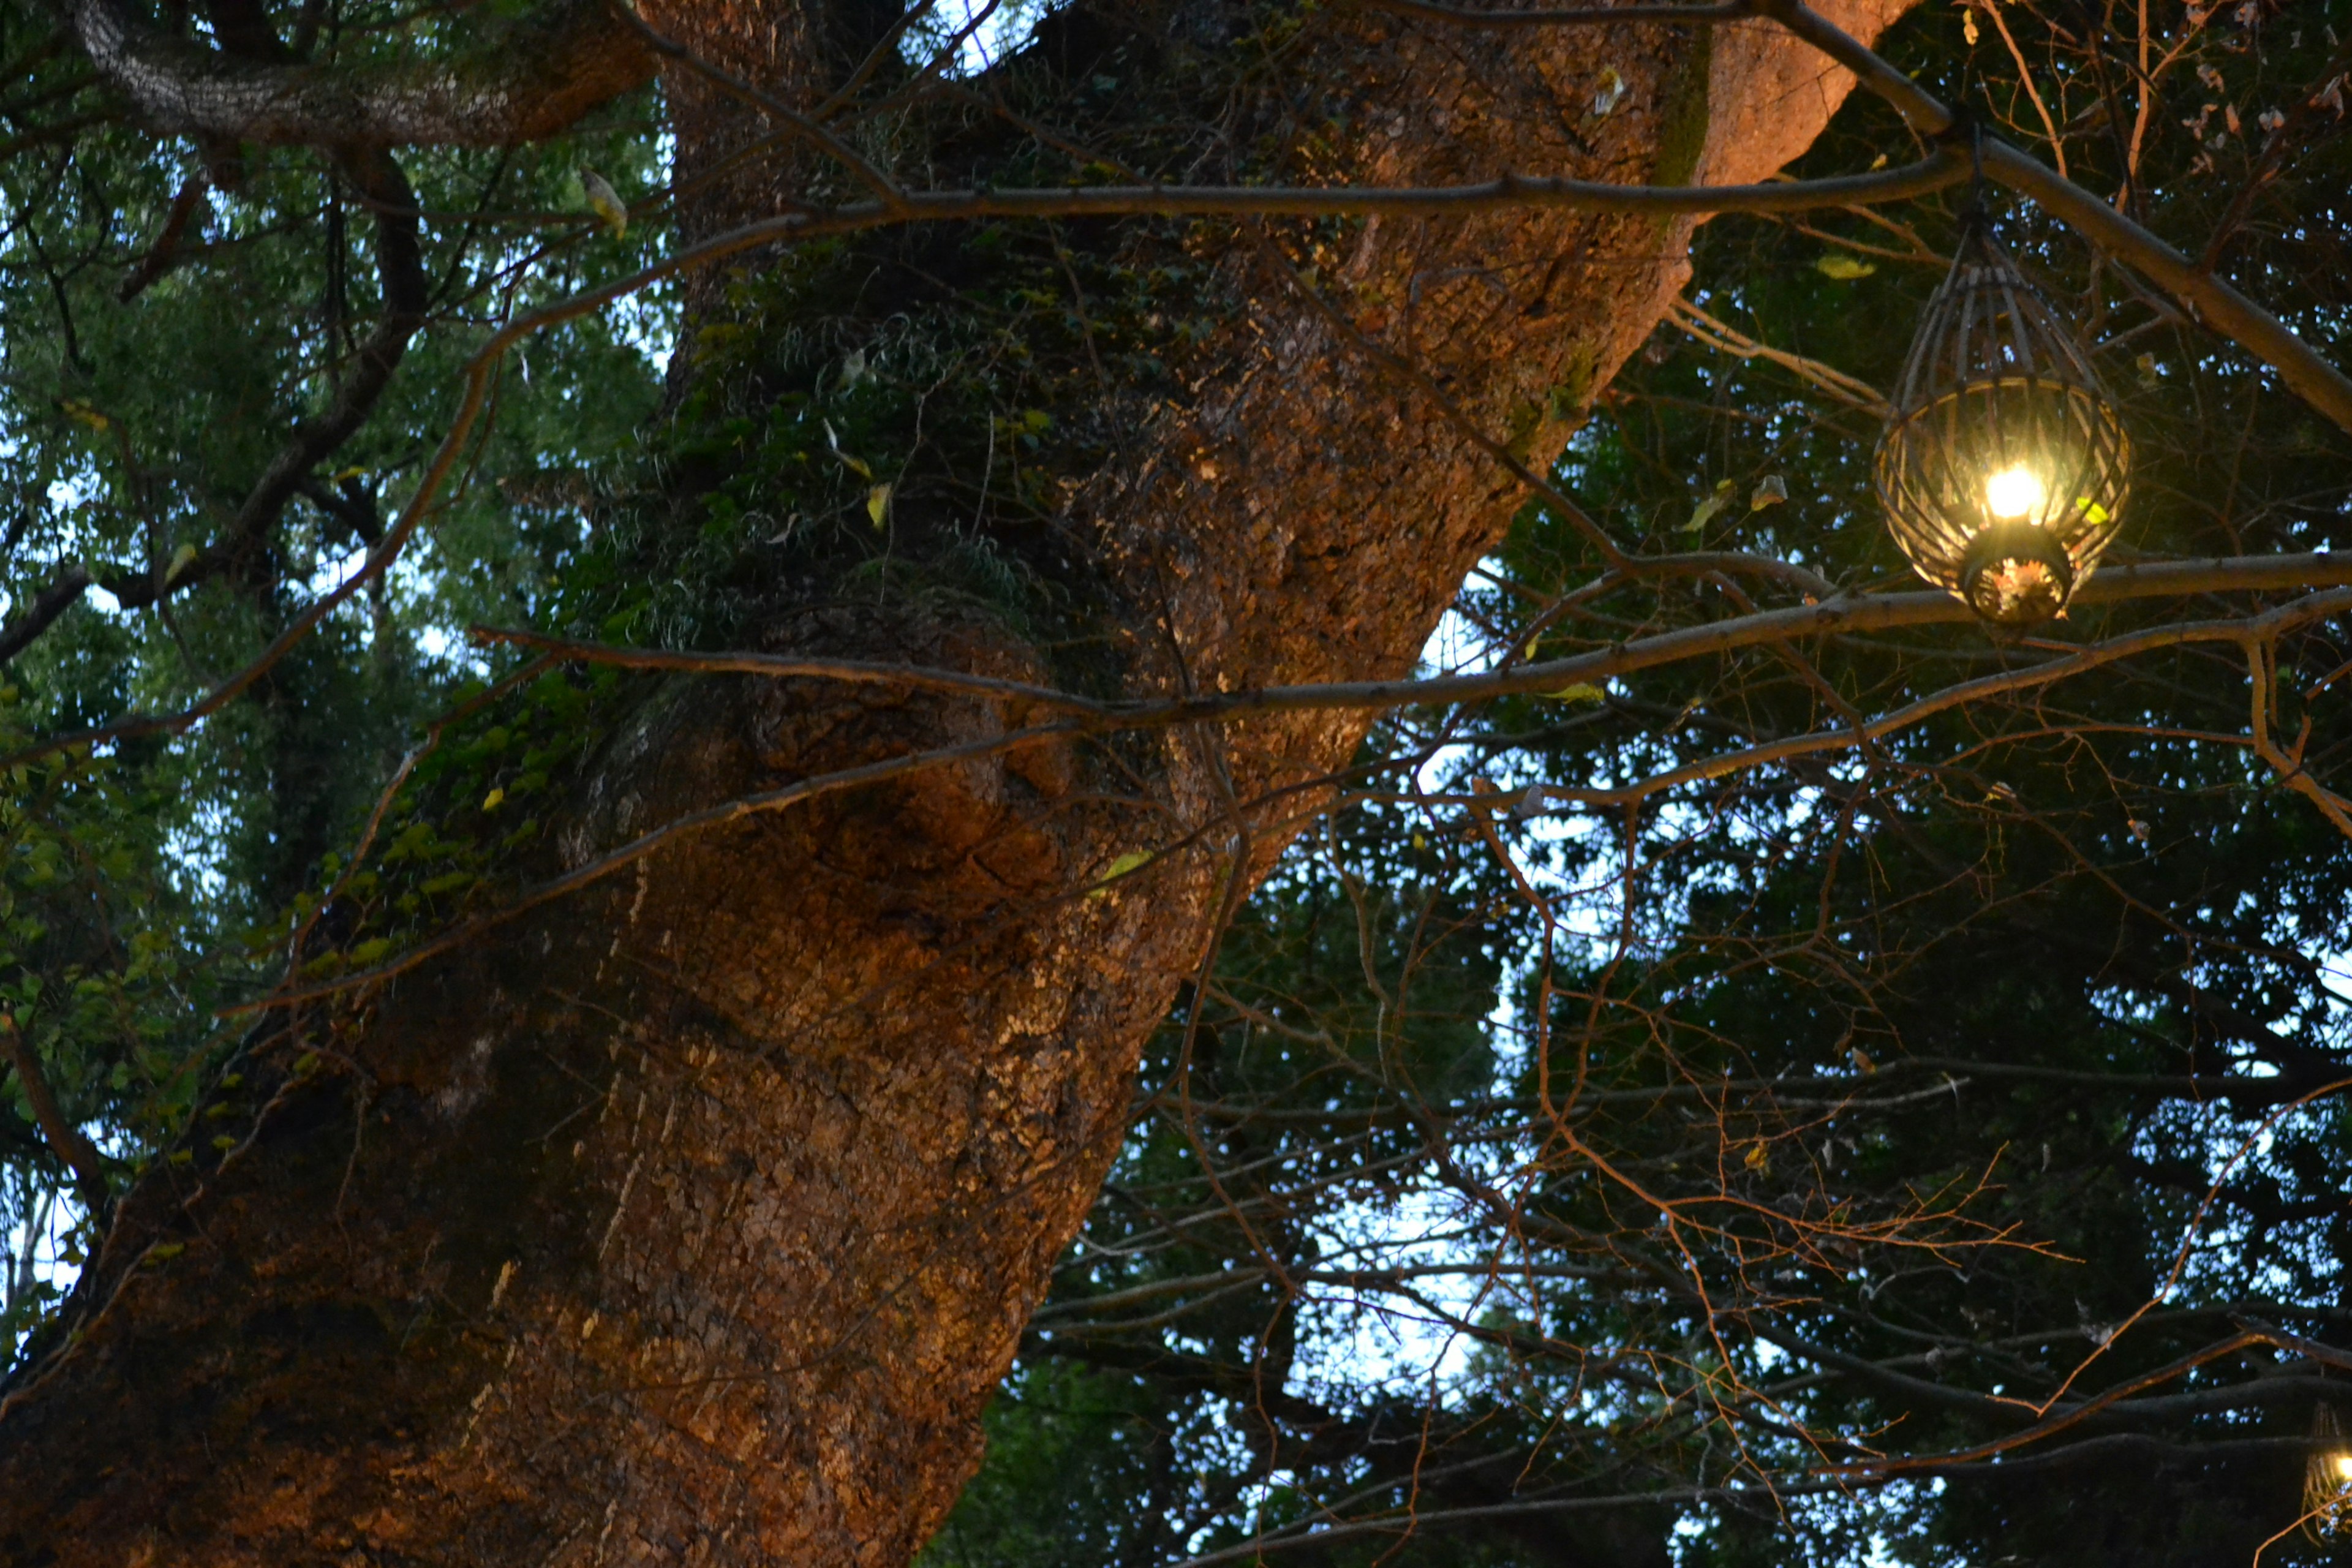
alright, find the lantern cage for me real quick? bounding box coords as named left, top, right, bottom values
left=2305, top=1404, right=2352, bottom=1543
left=1872, top=224, right=2129, bottom=625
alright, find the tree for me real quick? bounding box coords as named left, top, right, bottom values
left=922, top=8, right=2352, bottom=1564
left=0, top=0, right=2348, bottom=1564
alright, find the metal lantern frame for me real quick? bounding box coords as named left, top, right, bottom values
left=2306, top=1404, right=2352, bottom=1544
left=1872, top=219, right=2130, bottom=625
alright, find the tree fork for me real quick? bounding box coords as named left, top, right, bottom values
left=0, top=0, right=1910, bottom=1561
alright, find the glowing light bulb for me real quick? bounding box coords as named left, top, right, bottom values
left=2334, top=1453, right=2352, bottom=1481
left=1984, top=466, right=2045, bottom=521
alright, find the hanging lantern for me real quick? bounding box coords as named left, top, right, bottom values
left=1873, top=223, right=2130, bottom=625
left=2305, top=1404, right=2352, bottom=1543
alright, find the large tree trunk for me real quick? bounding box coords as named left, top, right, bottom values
left=0, top=3, right=1904, bottom=1561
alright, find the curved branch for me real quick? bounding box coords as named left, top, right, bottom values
left=0, top=565, right=92, bottom=664
left=1144, top=556, right=2352, bottom=726
left=64, top=0, right=654, bottom=146
left=1, top=1016, right=107, bottom=1212
left=224, top=148, right=428, bottom=551
left=1528, top=587, right=2352, bottom=809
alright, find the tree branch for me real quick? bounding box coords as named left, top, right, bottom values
left=0, top=565, right=92, bottom=665
left=478, top=558, right=2352, bottom=737
left=1357, top=0, right=1752, bottom=23
left=1, top=1015, right=107, bottom=1212
left=748, top=152, right=1972, bottom=223
left=63, top=0, right=655, bottom=146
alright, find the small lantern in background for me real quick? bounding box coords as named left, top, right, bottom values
left=2304, top=1404, right=2352, bottom=1542
left=1873, top=222, right=2130, bottom=625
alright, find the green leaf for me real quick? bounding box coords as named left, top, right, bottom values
left=1087, top=850, right=1156, bottom=899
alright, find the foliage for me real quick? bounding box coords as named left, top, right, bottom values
left=0, top=0, right=674, bottom=1321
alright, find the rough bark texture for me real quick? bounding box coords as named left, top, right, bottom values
left=0, top=2, right=1905, bottom=1562
left=70, top=0, right=655, bottom=146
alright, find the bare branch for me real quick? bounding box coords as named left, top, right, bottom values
left=760, top=153, right=1972, bottom=223
left=480, top=557, right=2352, bottom=739
left=1667, top=295, right=1890, bottom=415
left=1357, top=0, right=1752, bottom=23
left=1530, top=588, right=2352, bottom=809
left=473, top=629, right=1100, bottom=712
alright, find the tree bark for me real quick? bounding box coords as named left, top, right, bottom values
left=0, top=2, right=1907, bottom=1562
left=67, top=0, right=655, bottom=146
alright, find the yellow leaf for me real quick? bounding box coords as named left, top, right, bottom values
left=61, top=397, right=108, bottom=432
left=1550, top=682, right=1607, bottom=704
left=1815, top=254, right=1877, bottom=281
left=823, top=420, right=873, bottom=479
left=1680, top=478, right=1738, bottom=533
left=1590, top=64, right=1626, bottom=116
left=866, top=483, right=892, bottom=528
left=581, top=170, right=628, bottom=238
left=483, top=786, right=505, bottom=812
left=164, top=543, right=198, bottom=583
left=1743, top=1142, right=1771, bottom=1172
